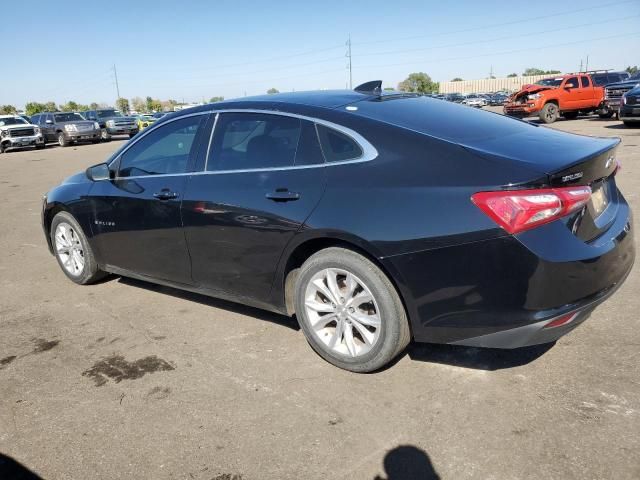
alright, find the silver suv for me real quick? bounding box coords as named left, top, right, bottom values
left=0, top=115, right=45, bottom=153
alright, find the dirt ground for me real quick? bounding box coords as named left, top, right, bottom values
left=1, top=109, right=639, bottom=480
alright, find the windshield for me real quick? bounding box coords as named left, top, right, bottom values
left=0, top=117, right=27, bottom=126
left=96, top=110, right=120, bottom=119
left=535, top=78, right=563, bottom=87
left=54, top=113, right=85, bottom=122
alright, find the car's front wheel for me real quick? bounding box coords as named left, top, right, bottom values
left=294, top=247, right=410, bottom=372
left=50, top=211, right=106, bottom=284
left=539, top=103, right=559, bottom=123
left=101, top=129, right=111, bottom=141
left=58, top=132, right=69, bottom=147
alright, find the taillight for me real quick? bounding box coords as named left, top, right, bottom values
left=471, top=186, right=592, bottom=234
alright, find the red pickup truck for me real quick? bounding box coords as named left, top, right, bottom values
left=504, top=73, right=608, bottom=124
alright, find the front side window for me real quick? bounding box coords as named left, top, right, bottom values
left=316, top=124, right=363, bottom=162
left=118, top=115, right=204, bottom=178
left=564, top=77, right=579, bottom=88
left=208, top=113, right=302, bottom=171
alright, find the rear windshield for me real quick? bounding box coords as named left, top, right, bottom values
left=535, top=78, right=563, bottom=87
left=54, top=113, right=85, bottom=122
left=351, top=96, right=531, bottom=143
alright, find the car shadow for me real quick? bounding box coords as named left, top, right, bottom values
left=603, top=123, right=631, bottom=129
left=374, top=445, right=440, bottom=480
left=115, top=276, right=300, bottom=331
left=0, top=453, right=44, bottom=479
left=404, top=342, right=555, bottom=371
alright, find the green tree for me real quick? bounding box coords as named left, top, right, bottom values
left=451, top=77, right=463, bottom=82
left=507, top=73, right=518, bottom=78
left=267, top=88, right=279, bottom=94
left=59, top=101, right=79, bottom=112
left=149, top=99, right=162, bottom=112
left=0, top=105, right=17, bottom=114
left=209, top=96, right=224, bottom=103
left=44, top=101, right=57, bottom=112
left=523, top=68, right=561, bottom=76
left=89, top=102, right=99, bottom=110
left=25, top=102, right=47, bottom=116
left=626, top=65, right=638, bottom=74
left=116, top=97, right=130, bottom=114
left=398, top=72, right=438, bottom=93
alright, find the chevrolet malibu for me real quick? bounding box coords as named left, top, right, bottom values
left=42, top=82, right=635, bottom=372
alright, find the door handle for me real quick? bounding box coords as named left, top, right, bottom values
left=153, top=190, right=179, bottom=200
left=265, top=189, right=300, bottom=202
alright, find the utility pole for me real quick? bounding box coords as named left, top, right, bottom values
left=585, top=55, right=589, bottom=72
left=112, top=64, right=121, bottom=99
left=489, top=65, right=494, bottom=79
left=579, top=59, right=583, bottom=72
left=346, top=35, right=352, bottom=89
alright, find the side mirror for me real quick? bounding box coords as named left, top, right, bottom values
left=86, top=163, right=112, bottom=182
left=45, top=119, right=53, bottom=124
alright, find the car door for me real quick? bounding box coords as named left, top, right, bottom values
left=562, top=76, right=581, bottom=110
left=181, top=111, right=328, bottom=304
left=579, top=76, right=595, bottom=108
left=42, top=114, right=55, bottom=141
left=88, top=113, right=209, bottom=284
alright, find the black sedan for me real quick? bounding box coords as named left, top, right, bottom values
left=620, top=85, right=640, bottom=127
left=42, top=82, right=635, bottom=372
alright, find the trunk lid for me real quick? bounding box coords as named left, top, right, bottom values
left=463, top=129, right=620, bottom=242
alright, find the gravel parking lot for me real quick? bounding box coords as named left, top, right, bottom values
left=1, top=109, right=639, bottom=480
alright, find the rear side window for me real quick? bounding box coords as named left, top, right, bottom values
left=592, top=74, right=608, bottom=86
left=208, top=113, right=302, bottom=171
left=580, top=76, right=591, bottom=88
left=118, top=115, right=204, bottom=177
left=315, top=124, right=363, bottom=162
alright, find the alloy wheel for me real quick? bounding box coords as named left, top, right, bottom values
left=304, top=268, right=382, bottom=357
left=54, top=222, right=85, bottom=276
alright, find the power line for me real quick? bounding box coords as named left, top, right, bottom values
left=354, top=0, right=637, bottom=46
left=355, top=15, right=639, bottom=59
left=356, top=31, right=640, bottom=71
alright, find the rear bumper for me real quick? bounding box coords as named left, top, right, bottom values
left=385, top=202, right=634, bottom=348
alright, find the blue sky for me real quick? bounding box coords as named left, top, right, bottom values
left=5, top=0, right=640, bottom=108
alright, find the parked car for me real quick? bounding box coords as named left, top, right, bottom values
left=134, top=114, right=157, bottom=131
left=488, top=93, right=508, bottom=106
left=30, top=112, right=101, bottom=147
left=462, top=95, right=486, bottom=108
left=604, top=72, right=640, bottom=117
left=445, top=93, right=464, bottom=103
left=42, top=84, right=634, bottom=372
left=0, top=115, right=45, bottom=153
left=503, top=71, right=629, bottom=123
left=83, top=109, right=138, bottom=141
left=18, top=114, right=32, bottom=123
left=619, top=85, right=640, bottom=127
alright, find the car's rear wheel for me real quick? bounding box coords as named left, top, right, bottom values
left=58, top=132, right=69, bottom=147
left=294, top=247, right=410, bottom=372
left=50, top=211, right=106, bottom=285
left=539, top=103, right=559, bottom=123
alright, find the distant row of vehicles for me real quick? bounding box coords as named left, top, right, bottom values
left=431, top=92, right=510, bottom=107
left=503, top=70, right=639, bottom=124
left=0, top=109, right=173, bottom=153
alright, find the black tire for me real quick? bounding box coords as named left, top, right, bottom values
left=57, top=132, right=69, bottom=147
left=50, top=211, right=106, bottom=285
left=539, top=103, right=559, bottom=124
left=599, top=111, right=614, bottom=119
left=35, top=143, right=46, bottom=150
left=294, top=247, right=410, bottom=372
left=0, top=142, right=8, bottom=153
left=563, top=111, right=579, bottom=120
left=101, top=129, right=111, bottom=141
left=91, top=138, right=101, bottom=144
